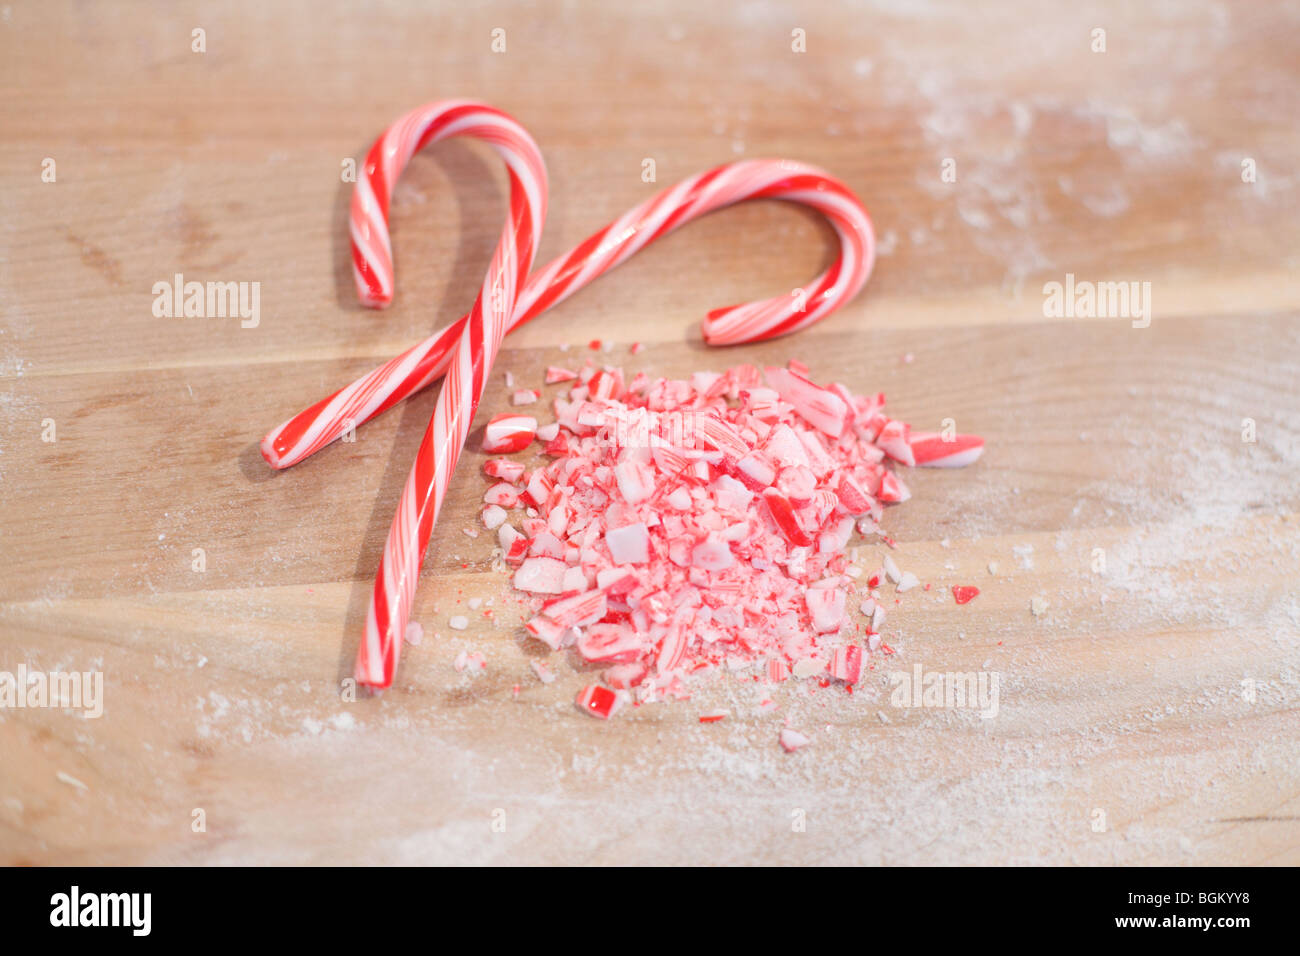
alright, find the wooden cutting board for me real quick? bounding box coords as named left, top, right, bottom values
left=2, top=0, right=1297, bottom=864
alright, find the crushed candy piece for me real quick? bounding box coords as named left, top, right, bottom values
left=576, top=684, right=621, bottom=719
left=514, top=556, right=567, bottom=593
left=910, top=431, right=985, bottom=468
left=482, top=414, right=537, bottom=453
left=829, top=645, right=862, bottom=684
left=606, top=521, right=650, bottom=564
left=454, top=650, right=486, bottom=673
left=779, top=728, right=811, bottom=752
left=531, top=660, right=557, bottom=684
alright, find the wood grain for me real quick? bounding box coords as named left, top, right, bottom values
left=1, top=0, right=1297, bottom=865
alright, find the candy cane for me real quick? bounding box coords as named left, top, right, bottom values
left=347, top=103, right=547, bottom=687
left=360, top=164, right=549, bottom=687
left=261, top=159, right=875, bottom=469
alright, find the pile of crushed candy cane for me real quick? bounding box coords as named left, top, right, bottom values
left=475, top=357, right=984, bottom=726
left=262, top=100, right=985, bottom=742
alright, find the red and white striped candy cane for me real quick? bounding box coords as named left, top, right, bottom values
left=353, top=105, right=547, bottom=687
left=349, top=100, right=537, bottom=309
left=261, top=159, right=874, bottom=469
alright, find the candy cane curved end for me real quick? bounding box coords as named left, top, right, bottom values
left=699, top=174, right=876, bottom=345
left=350, top=99, right=548, bottom=310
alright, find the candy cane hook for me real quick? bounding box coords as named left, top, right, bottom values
left=350, top=101, right=548, bottom=309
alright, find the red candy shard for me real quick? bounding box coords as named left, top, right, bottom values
left=767, top=657, right=790, bottom=683
left=829, top=645, right=862, bottom=684
left=762, top=487, right=812, bottom=546
left=877, top=471, right=910, bottom=503
left=910, top=432, right=985, bottom=468
left=576, top=684, right=620, bottom=719
left=952, top=585, right=980, bottom=605
left=876, top=420, right=915, bottom=466
left=482, top=414, right=537, bottom=453
left=503, top=536, right=529, bottom=567
left=525, top=615, right=568, bottom=650
left=835, top=473, right=875, bottom=516
left=540, top=588, right=608, bottom=628
left=764, top=366, right=850, bottom=437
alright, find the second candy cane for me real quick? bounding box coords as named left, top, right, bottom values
left=356, top=104, right=548, bottom=688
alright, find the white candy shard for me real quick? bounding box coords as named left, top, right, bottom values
left=605, top=522, right=650, bottom=564
left=780, top=728, right=811, bottom=752
left=513, top=556, right=567, bottom=594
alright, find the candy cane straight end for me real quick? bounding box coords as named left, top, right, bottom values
left=355, top=270, right=393, bottom=310
left=351, top=182, right=396, bottom=308
left=355, top=657, right=391, bottom=690
left=259, top=423, right=313, bottom=470
left=356, top=610, right=398, bottom=690
left=259, top=432, right=288, bottom=469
